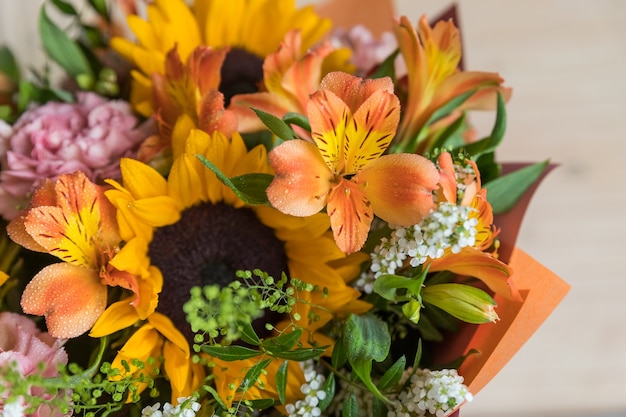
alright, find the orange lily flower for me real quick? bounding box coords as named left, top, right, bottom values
left=393, top=16, right=512, bottom=153
left=6, top=172, right=143, bottom=338
left=267, top=72, right=440, bottom=254
left=230, top=29, right=334, bottom=135
left=143, top=45, right=238, bottom=162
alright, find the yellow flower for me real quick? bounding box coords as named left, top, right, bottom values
left=112, top=0, right=332, bottom=116
left=96, top=130, right=368, bottom=404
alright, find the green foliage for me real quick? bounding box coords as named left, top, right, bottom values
left=196, top=155, right=274, bottom=205
left=485, top=159, right=551, bottom=213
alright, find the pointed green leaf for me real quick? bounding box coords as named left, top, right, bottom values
left=429, top=112, right=468, bottom=151
left=261, top=328, right=302, bottom=354
left=237, top=358, right=272, bottom=392
left=342, top=391, right=359, bottom=417
left=372, top=270, right=427, bottom=303
left=0, top=46, right=20, bottom=82
left=237, top=321, right=260, bottom=346
left=196, top=155, right=273, bottom=205
left=51, top=0, right=78, bottom=15
left=252, top=108, right=297, bottom=141
left=377, top=355, right=406, bottom=391
left=276, top=361, right=288, bottom=405
left=331, top=335, right=347, bottom=369
left=201, top=345, right=260, bottom=361
left=88, top=0, right=110, bottom=22
left=270, top=347, right=326, bottom=361
left=462, top=92, right=507, bottom=159
left=318, top=373, right=335, bottom=413
left=412, top=338, right=423, bottom=369
left=283, top=112, right=311, bottom=133
left=38, top=6, right=93, bottom=78
left=372, top=397, right=389, bottom=417
left=246, top=398, right=275, bottom=410
left=484, top=159, right=550, bottom=214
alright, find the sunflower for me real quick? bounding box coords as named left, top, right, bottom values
left=93, top=129, right=369, bottom=405
left=112, top=0, right=332, bottom=116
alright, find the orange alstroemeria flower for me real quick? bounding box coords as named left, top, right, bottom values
left=144, top=45, right=238, bottom=161
left=230, top=29, right=334, bottom=135
left=267, top=72, right=440, bottom=254
left=393, top=15, right=512, bottom=153
left=6, top=172, right=144, bottom=338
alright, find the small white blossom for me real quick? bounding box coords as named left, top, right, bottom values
left=356, top=203, right=478, bottom=294
left=285, top=361, right=327, bottom=417
left=387, top=368, right=472, bottom=417
left=3, top=400, right=26, bottom=417
left=141, top=397, right=202, bottom=417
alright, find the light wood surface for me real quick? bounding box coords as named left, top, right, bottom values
left=2, top=1, right=625, bottom=416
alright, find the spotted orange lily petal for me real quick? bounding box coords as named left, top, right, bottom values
left=21, top=262, right=107, bottom=338
left=268, top=72, right=438, bottom=253
left=230, top=29, right=333, bottom=134
left=394, top=15, right=511, bottom=152
left=266, top=139, right=334, bottom=217
left=428, top=248, right=522, bottom=301
left=354, top=153, right=440, bottom=225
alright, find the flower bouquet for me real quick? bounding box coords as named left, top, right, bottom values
left=0, top=1, right=570, bottom=416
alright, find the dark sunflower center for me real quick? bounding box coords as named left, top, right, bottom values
left=149, top=202, right=288, bottom=343
left=220, top=48, right=264, bottom=106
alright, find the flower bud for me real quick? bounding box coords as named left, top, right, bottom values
left=421, top=283, right=498, bottom=324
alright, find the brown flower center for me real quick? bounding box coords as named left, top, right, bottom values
left=220, top=48, right=264, bottom=106
left=149, top=202, right=288, bottom=342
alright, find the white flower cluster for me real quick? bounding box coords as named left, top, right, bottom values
left=387, top=368, right=472, bottom=417
left=355, top=203, right=478, bottom=294
left=141, top=396, right=202, bottom=417
left=285, top=361, right=327, bottom=417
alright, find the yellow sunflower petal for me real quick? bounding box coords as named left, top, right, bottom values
left=90, top=299, right=140, bottom=337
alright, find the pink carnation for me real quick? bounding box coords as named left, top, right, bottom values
left=0, top=92, right=154, bottom=219
left=0, top=312, right=70, bottom=416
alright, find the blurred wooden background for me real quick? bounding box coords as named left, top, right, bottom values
left=1, top=1, right=625, bottom=416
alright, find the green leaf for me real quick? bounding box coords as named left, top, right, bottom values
left=429, top=113, right=468, bottom=151
left=344, top=314, right=391, bottom=402
left=318, top=373, right=335, bottom=412
left=203, top=384, right=228, bottom=410
left=237, top=358, right=272, bottom=392
left=371, top=49, right=400, bottom=81
left=201, top=345, right=260, bottom=361
left=246, top=398, right=275, bottom=410
left=412, top=338, right=423, bottom=369
left=237, top=321, right=260, bottom=346
left=51, top=0, right=78, bottom=15
left=38, top=6, right=93, bottom=78
left=484, top=159, right=550, bottom=214
left=261, top=328, right=302, bottom=354
left=196, top=155, right=273, bottom=205
left=0, top=106, right=14, bottom=122
left=283, top=112, right=311, bottom=133
left=342, top=391, right=359, bottom=417
left=377, top=355, right=406, bottom=391
left=427, top=89, right=476, bottom=126
left=230, top=173, right=274, bottom=205
left=88, top=0, right=110, bottom=22
left=276, top=361, right=288, bottom=405
left=462, top=92, right=507, bottom=159
left=331, top=335, right=347, bottom=369
left=252, top=108, right=297, bottom=141
left=270, top=347, right=326, bottom=361
left=372, top=397, right=389, bottom=417
left=372, top=270, right=427, bottom=303
left=0, top=46, right=20, bottom=82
